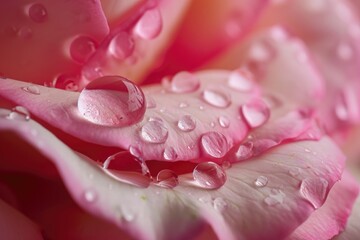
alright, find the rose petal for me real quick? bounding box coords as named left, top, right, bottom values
left=0, top=0, right=109, bottom=85
left=0, top=108, right=345, bottom=240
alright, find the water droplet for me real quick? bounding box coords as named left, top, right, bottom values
left=170, top=71, right=200, bottom=93
left=141, top=120, right=168, bottom=143
left=304, top=148, right=311, bottom=153
left=179, top=102, right=188, bottom=108
left=235, top=142, right=253, bottom=160
left=7, top=106, right=31, bottom=121
left=213, top=197, right=227, bottom=212
left=221, top=161, right=232, bottom=169
left=228, top=69, right=254, bottom=91
left=78, top=76, right=146, bottom=127
left=109, top=31, right=134, bottom=60
left=70, top=36, right=97, bottom=63
left=193, top=162, right=226, bottom=189
left=218, top=116, right=230, bottom=128
left=17, top=26, right=32, bottom=39
left=177, top=115, right=196, bottom=132
left=122, top=208, right=135, bottom=222
left=288, top=167, right=301, bottom=176
left=202, top=89, right=231, bottom=108
left=28, top=3, right=48, bottom=23
left=249, top=40, right=275, bottom=62
left=156, top=169, right=179, bottom=189
left=336, top=42, right=353, bottom=61
left=241, top=100, right=270, bottom=128
left=300, top=177, right=328, bottom=209
left=163, top=147, right=178, bottom=160
left=21, top=85, right=40, bottom=95
left=53, top=74, right=79, bottom=91
left=129, top=145, right=142, bottom=158
left=83, top=189, right=97, bottom=203
left=264, top=189, right=285, bottom=206
left=201, top=132, right=229, bottom=158
left=134, top=8, right=162, bottom=39
left=254, top=176, right=268, bottom=187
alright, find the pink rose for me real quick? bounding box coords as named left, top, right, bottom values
left=0, top=0, right=360, bottom=239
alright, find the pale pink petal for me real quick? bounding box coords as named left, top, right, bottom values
left=0, top=70, right=260, bottom=162
left=287, top=171, right=359, bottom=240
left=0, top=0, right=109, bottom=85
left=0, top=108, right=345, bottom=240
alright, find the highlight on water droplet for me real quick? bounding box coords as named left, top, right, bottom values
left=141, top=120, right=168, bottom=143
left=202, top=89, right=231, bottom=108
left=21, top=85, right=40, bottom=95
left=109, top=31, right=135, bottom=60
left=299, top=177, right=328, bottom=209
left=170, top=71, right=200, bottom=93
left=134, top=8, right=162, bottom=39
left=228, top=68, right=254, bottom=91
left=70, top=35, right=97, bottom=63
left=193, top=162, right=227, bottom=189
left=28, top=3, right=48, bottom=23
left=156, top=169, right=179, bottom=189
left=78, top=76, right=146, bottom=127
left=218, top=115, right=230, bottom=128
left=254, top=176, right=268, bottom=188
left=201, top=132, right=229, bottom=158
left=163, top=147, right=178, bottom=160
left=177, top=115, right=196, bottom=132
left=241, top=99, right=270, bottom=128
left=7, top=106, right=31, bottom=121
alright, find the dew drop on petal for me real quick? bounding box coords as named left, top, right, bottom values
left=264, top=189, right=285, bottom=206
left=201, top=132, right=229, bottom=158
left=228, top=69, right=254, bottom=91
left=202, top=89, right=231, bottom=108
left=177, top=115, right=196, bottom=132
left=254, top=176, right=268, bottom=188
left=21, top=85, right=40, bottom=95
left=156, top=169, right=179, bottom=189
left=78, top=76, right=146, bottom=127
left=193, top=162, right=227, bottom=189
left=141, top=120, right=168, bottom=143
left=7, top=106, right=31, bottom=121
left=17, top=26, right=32, bottom=39
left=109, top=31, right=134, bottom=60
left=218, top=116, right=230, bottom=128
left=213, top=197, right=227, bottom=212
left=70, top=36, right=97, bottom=63
left=241, top=99, right=270, bottom=128
left=235, top=142, right=254, bottom=160
left=163, top=147, right=178, bottom=160
left=288, top=167, right=301, bottom=177
left=134, top=8, right=162, bottom=39
left=300, top=177, right=328, bottom=209
left=28, top=3, right=48, bottom=23
left=83, top=189, right=97, bottom=203
left=170, top=71, right=200, bottom=93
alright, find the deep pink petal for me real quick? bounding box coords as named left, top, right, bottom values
left=0, top=0, right=109, bottom=85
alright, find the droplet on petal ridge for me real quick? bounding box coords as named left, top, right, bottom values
left=177, top=115, right=196, bottom=132
left=78, top=76, right=146, bottom=127
left=170, top=71, right=200, bottom=93
left=134, top=8, right=162, bottom=39
left=7, top=106, right=31, bottom=121
left=109, top=32, right=135, bottom=60
left=141, top=120, right=168, bottom=143
left=300, top=177, right=328, bottom=209
left=202, top=89, right=231, bottom=108
left=193, top=162, right=227, bottom=189
left=228, top=69, right=254, bottom=91
left=241, top=99, right=270, bottom=128
left=28, top=3, right=48, bottom=23
left=70, top=36, right=97, bottom=63
left=218, top=116, right=230, bottom=128
left=201, top=132, right=229, bottom=158
left=21, top=85, right=40, bottom=95
left=254, top=176, right=268, bottom=188
left=156, top=169, right=179, bottom=189
left=163, top=147, right=178, bottom=160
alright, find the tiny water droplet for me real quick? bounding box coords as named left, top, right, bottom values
left=141, top=120, right=168, bottom=143
left=221, top=161, right=231, bottom=169
left=254, top=176, right=268, bottom=188
left=83, top=189, right=97, bottom=203
left=17, top=26, right=32, bottom=39
left=70, top=36, right=97, bottom=63
left=28, top=3, right=48, bottom=23
left=300, top=177, right=328, bottom=209
left=264, top=189, right=285, bottom=206
left=179, top=102, right=188, bottom=108
left=235, top=142, right=253, bottom=160
left=170, top=71, right=200, bottom=93
left=304, top=148, right=311, bottom=153
left=218, top=116, right=230, bottom=128
left=21, top=85, right=40, bottom=95
left=7, top=106, right=31, bottom=121
left=241, top=99, right=270, bottom=128
left=122, top=208, right=135, bottom=222
left=249, top=40, right=275, bottom=62
left=193, top=162, right=227, bottom=189
left=228, top=69, right=254, bottom=91
left=201, top=132, right=229, bottom=158
left=156, top=169, right=179, bottom=189
left=78, top=76, right=146, bottom=127
left=177, top=115, right=196, bottom=132
left=109, top=31, right=134, bottom=60
left=288, top=167, right=301, bottom=177
left=134, top=8, right=162, bottom=39
left=163, top=147, right=178, bottom=160
left=213, top=197, right=227, bottom=212
left=202, top=89, right=231, bottom=108
left=53, top=74, right=79, bottom=91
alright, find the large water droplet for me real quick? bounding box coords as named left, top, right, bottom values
left=218, top=116, right=230, bottom=128
left=202, top=89, right=231, bottom=108
left=228, top=69, right=254, bottom=91
left=193, top=162, right=227, bottom=189
left=156, top=169, right=179, bottom=189
left=7, top=106, right=31, bottom=121
left=170, top=71, right=200, bottom=93
left=254, top=176, right=268, bottom=188
left=241, top=100, right=270, bottom=128
left=177, top=115, right=196, bottom=132
left=235, top=142, right=253, bottom=161
left=83, top=189, right=97, bottom=203
left=78, top=76, right=146, bottom=127
left=109, top=31, right=134, bottom=60
left=21, top=85, right=40, bottom=95
left=300, top=177, right=328, bottom=209
left=70, top=36, right=97, bottom=63
left=201, top=132, right=229, bottom=158
left=213, top=197, right=227, bottom=212
left=141, top=120, right=168, bottom=143
left=134, top=8, right=162, bottom=39
left=28, top=3, right=48, bottom=23
left=163, top=147, right=178, bottom=160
